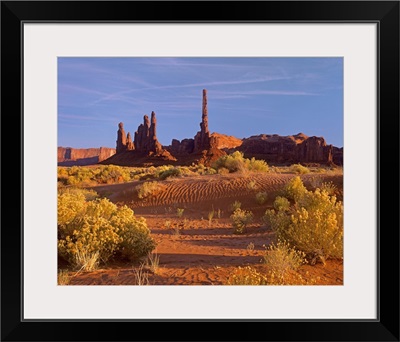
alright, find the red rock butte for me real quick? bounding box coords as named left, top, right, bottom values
left=61, top=89, right=343, bottom=167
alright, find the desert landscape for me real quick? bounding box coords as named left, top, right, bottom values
left=58, top=169, right=343, bottom=286
left=58, top=87, right=343, bottom=286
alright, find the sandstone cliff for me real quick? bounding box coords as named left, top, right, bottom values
left=58, top=147, right=116, bottom=166
left=237, top=133, right=333, bottom=164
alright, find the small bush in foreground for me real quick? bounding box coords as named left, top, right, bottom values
left=255, top=192, right=268, bottom=205
left=136, top=181, right=161, bottom=199
left=74, top=249, right=100, bottom=271
left=230, top=208, right=254, bottom=234
left=273, top=196, right=290, bottom=212
left=263, top=178, right=343, bottom=264
left=309, top=176, right=323, bottom=190
left=176, top=208, right=184, bottom=218
left=263, top=240, right=306, bottom=285
left=230, top=200, right=242, bottom=212
left=320, top=181, right=337, bottom=196
left=247, top=242, right=255, bottom=251
left=247, top=180, right=258, bottom=190
left=145, top=251, right=160, bottom=274
left=227, top=266, right=267, bottom=285
left=133, top=264, right=150, bottom=285
left=57, top=269, right=71, bottom=285
left=208, top=210, right=215, bottom=226
left=58, top=189, right=155, bottom=269
left=282, top=176, right=308, bottom=201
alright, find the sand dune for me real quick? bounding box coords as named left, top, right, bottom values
left=68, top=172, right=343, bottom=285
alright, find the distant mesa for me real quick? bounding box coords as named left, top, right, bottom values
left=58, top=147, right=115, bottom=166
left=61, top=88, right=343, bottom=167
left=234, top=133, right=334, bottom=164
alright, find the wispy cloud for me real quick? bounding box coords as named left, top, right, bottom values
left=59, top=114, right=118, bottom=122
left=91, top=76, right=291, bottom=105
left=59, top=60, right=154, bottom=88
left=213, top=90, right=317, bottom=97
left=141, top=58, right=272, bottom=70
left=58, top=84, right=107, bottom=96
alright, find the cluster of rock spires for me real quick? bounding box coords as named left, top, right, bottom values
left=96, top=88, right=343, bottom=167
left=116, top=111, right=162, bottom=154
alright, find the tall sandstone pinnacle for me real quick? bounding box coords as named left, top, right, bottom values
left=194, top=89, right=211, bottom=152
left=116, top=122, right=127, bottom=153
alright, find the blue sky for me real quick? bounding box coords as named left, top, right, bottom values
left=58, top=57, right=343, bottom=148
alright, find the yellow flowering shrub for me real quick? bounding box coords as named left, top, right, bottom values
left=212, top=151, right=269, bottom=173
left=136, top=181, right=161, bottom=199
left=230, top=208, right=254, bottom=234
left=58, top=188, right=155, bottom=269
left=289, top=163, right=310, bottom=174
left=263, top=240, right=306, bottom=284
left=282, top=176, right=307, bottom=201
left=227, top=266, right=268, bottom=285
left=58, top=165, right=132, bottom=187
left=263, top=178, right=343, bottom=264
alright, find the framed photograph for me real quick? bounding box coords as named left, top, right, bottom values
left=2, top=1, right=399, bottom=341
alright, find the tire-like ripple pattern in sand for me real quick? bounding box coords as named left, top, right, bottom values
left=128, top=173, right=342, bottom=208
left=130, top=174, right=296, bottom=208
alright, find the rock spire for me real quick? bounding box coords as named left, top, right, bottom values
left=194, top=89, right=211, bottom=152
left=116, top=122, right=127, bottom=153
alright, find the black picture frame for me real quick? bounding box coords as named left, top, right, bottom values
left=1, top=1, right=399, bottom=341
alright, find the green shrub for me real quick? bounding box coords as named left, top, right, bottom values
left=230, top=208, right=254, bottom=234
left=263, top=178, right=343, bottom=264
left=158, top=167, right=182, bottom=180
left=255, top=192, right=268, bottom=205
left=136, top=181, right=161, bottom=199
left=273, top=196, right=290, bottom=211
left=263, top=209, right=291, bottom=233
left=212, top=151, right=268, bottom=173
left=58, top=189, right=155, bottom=269
left=289, top=163, right=310, bottom=174
left=117, top=207, right=156, bottom=261
left=212, top=151, right=246, bottom=173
